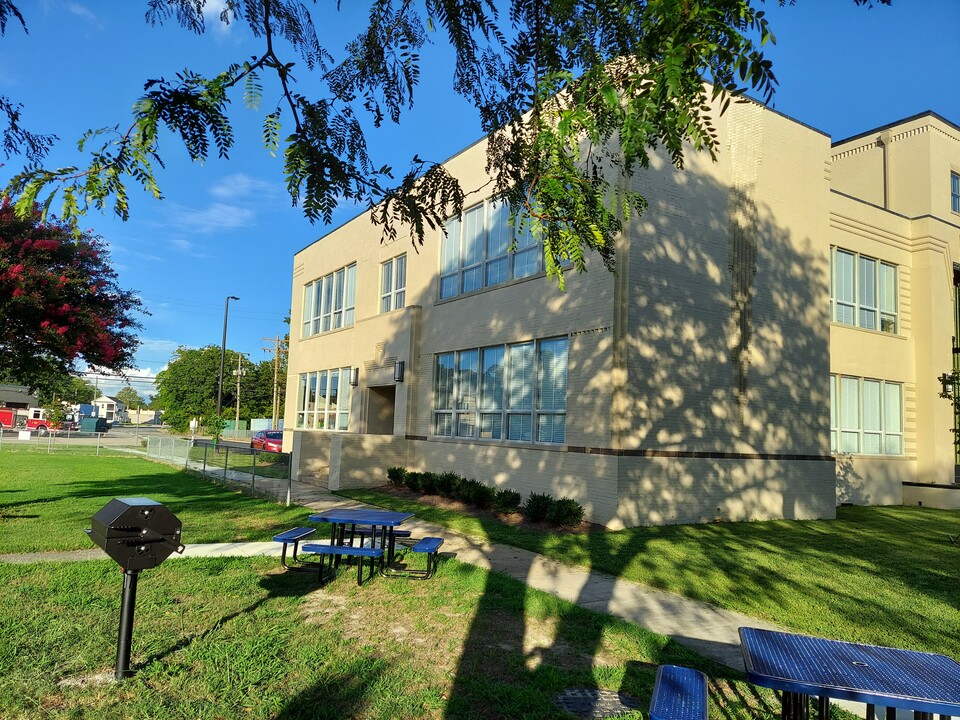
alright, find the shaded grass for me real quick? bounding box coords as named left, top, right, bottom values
left=0, top=454, right=307, bottom=553
left=0, top=556, right=770, bottom=720
left=342, top=487, right=960, bottom=660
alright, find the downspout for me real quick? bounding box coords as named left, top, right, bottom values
left=878, top=130, right=893, bottom=210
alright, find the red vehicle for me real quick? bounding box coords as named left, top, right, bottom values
left=0, top=408, right=17, bottom=429
left=250, top=430, right=283, bottom=453
left=25, top=408, right=77, bottom=435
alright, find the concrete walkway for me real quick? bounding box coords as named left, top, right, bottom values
left=1, top=469, right=780, bottom=671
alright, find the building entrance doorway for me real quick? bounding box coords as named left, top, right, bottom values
left=367, top=386, right=396, bottom=435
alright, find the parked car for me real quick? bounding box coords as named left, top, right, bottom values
left=250, top=430, right=283, bottom=453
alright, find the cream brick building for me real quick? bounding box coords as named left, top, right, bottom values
left=283, top=102, right=960, bottom=529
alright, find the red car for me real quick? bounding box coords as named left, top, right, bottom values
left=250, top=430, right=283, bottom=453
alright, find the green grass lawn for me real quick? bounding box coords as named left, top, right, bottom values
left=0, top=453, right=307, bottom=553
left=0, top=453, right=778, bottom=719
left=341, top=488, right=960, bottom=661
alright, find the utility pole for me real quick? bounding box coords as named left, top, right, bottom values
left=262, top=336, right=287, bottom=429
left=232, top=353, right=248, bottom=428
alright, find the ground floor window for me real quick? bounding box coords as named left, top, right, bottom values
left=830, top=374, right=903, bottom=455
left=296, top=367, right=352, bottom=430
left=433, top=336, right=568, bottom=443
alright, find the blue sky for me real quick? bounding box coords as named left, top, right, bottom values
left=0, top=1, right=957, bottom=398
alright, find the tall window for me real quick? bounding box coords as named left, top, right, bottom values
left=380, top=254, right=407, bottom=313
left=296, top=368, right=352, bottom=430
left=440, top=200, right=541, bottom=299
left=831, top=248, right=897, bottom=333
left=302, top=263, right=356, bottom=338
left=830, top=375, right=903, bottom=455
left=433, top=337, right=568, bottom=443
left=952, top=172, right=960, bottom=213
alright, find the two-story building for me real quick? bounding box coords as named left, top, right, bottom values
left=283, top=99, right=960, bottom=529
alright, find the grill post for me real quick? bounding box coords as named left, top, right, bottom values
left=115, top=569, right=140, bottom=680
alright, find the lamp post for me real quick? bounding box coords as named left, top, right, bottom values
left=216, top=296, right=240, bottom=421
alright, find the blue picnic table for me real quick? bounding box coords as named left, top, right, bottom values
left=739, top=627, right=960, bottom=720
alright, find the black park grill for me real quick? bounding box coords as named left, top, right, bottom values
left=86, top=497, right=185, bottom=680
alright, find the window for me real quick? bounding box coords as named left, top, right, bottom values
left=433, top=337, right=568, bottom=443
left=952, top=172, right=960, bottom=213
left=831, top=248, right=897, bottom=333
left=301, top=263, right=356, bottom=338
left=380, top=254, right=407, bottom=313
left=295, top=367, right=352, bottom=430
left=439, top=200, right=542, bottom=299
left=830, top=375, right=903, bottom=455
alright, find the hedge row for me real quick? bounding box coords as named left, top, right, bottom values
left=385, top=467, right=584, bottom=528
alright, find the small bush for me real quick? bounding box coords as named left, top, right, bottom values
left=436, top=471, right=463, bottom=497
left=547, top=497, right=585, bottom=527
left=492, top=488, right=523, bottom=514
left=523, top=492, right=554, bottom=523
left=469, top=481, right=496, bottom=509
left=386, top=466, right=407, bottom=487
left=419, top=471, right=439, bottom=495
left=403, top=471, right=422, bottom=493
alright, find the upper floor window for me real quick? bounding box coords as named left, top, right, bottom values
left=830, top=375, right=903, bottom=455
left=295, top=367, right=352, bottom=430
left=433, top=336, right=568, bottom=444
left=380, top=254, right=407, bottom=313
left=302, top=263, right=356, bottom=338
left=952, top=172, right=960, bottom=213
left=439, top=200, right=541, bottom=299
left=831, top=248, right=897, bottom=334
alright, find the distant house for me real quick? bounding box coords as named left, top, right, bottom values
left=0, top=384, right=38, bottom=409
left=94, top=396, right=126, bottom=424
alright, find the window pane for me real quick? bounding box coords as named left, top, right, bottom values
left=298, top=373, right=308, bottom=413
left=840, top=377, right=859, bottom=429
left=395, top=255, right=406, bottom=302
left=953, top=173, right=960, bottom=213
left=344, top=265, right=356, bottom=325
left=480, top=413, right=502, bottom=439
left=307, top=372, right=318, bottom=413
left=537, top=338, right=568, bottom=411
left=441, top=218, right=460, bottom=275
left=462, top=205, right=485, bottom=266
left=435, top=353, right=455, bottom=409
left=382, top=259, right=393, bottom=295
left=863, top=433, right=881, bottom=454
left=381, top=295, right=392, bottom=314
left=833, top=250, right=855, bottom=304
left=434, top=413, right=452, bottom=437
left=879, top=263, right=896, bottom=314
left=858, top=256, right=876, bottom=308
left=458, top=350, right=479, bottom=410
left=830, top=375, right=838, bottom=431
left=507, top=414, right=532, bottom=441
left=862, top=380, right=880, bottom=431
left=486, top=257, right=509, bottom=286
left=480, top=346, right=505, bottom=410
left=514, top=247, right=539, bottom=279
left=537, top=415, right=566, bottom=444
left=885, top=434, right=903, bottom=455
left=440, top=275, right=458, bottom=299
left=508, top=343, right=535, bottom=410
left=462, top=266, right=482, bottom=293
left=834, top=303, right=854, bottom=326
left=840, top=431, right=860, bottom=453
left=487, top=202, right=511, bottom=259
left=884, top=383, right=902, bottom=433
left=456, top=412, right=476, bottom=438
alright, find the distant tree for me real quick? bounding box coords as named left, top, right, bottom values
left=115, top=385, right=146, bottom=409
left=154, top=346, right=269, bottom=431
left=0, top=203, right=143, bottom=387
left=1, top=1, right=889, bottom=288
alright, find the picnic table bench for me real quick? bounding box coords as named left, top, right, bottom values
left=649, top=665, right=709, bottom=720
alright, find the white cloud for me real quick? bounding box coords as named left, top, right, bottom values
left=171, top=202, right=256, bottom=234
left=202, top=0, right=234, bottom=36
left=210, top=173, right=282, bottom=201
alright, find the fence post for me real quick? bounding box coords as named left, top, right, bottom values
left=251, top=450, right=257, bottom=490
left=223, top=446, right=229, bottom=481
left=96, top=432, right=101, bottom=456
left=184, top=438, right=190, bottom=470
left=202, top=443, right=208, bottom=474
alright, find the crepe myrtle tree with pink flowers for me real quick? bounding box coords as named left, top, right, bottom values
left=0, top=201, right=143, bottom=388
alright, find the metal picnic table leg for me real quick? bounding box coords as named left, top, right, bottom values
left=781, top=692, right=810, bottom=720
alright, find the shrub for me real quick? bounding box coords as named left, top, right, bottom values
left=403, top=471, right=422, bottom=493
left=492, top=488, right=523, bottom=514
left=386, top=466, right=407, bottom=487
left=436, top=471, right=463, bottom=497
left=468, top=481, right=496, bottom=509
left=419, top=471, right=439, bottom=495
left=547, top=497, right=585, bottom=527
left=523, top=492, right=554, bottom=523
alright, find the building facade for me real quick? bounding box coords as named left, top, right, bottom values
left=283, top=102, right=960, bottom=528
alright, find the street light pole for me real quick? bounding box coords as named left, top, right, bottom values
left=216, top=295, right=239, bottom=421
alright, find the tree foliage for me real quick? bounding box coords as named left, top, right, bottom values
left=154, top=345, right=276, bottom=431
left=2, top=1, right=889, bottom=287
left=0, top=203, right=144, bottom=387
left=115, top=385, right=147, bottom=409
